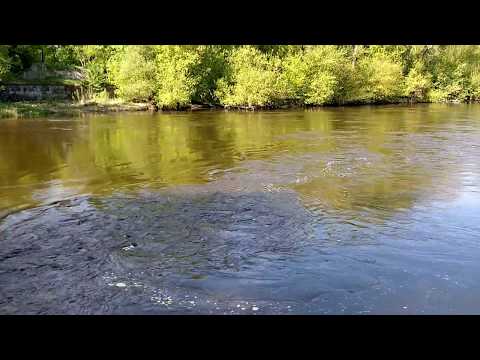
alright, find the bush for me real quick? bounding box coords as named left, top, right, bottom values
left=81, top=61, right=108, bottom=93
left=470, top=70, right=480, bottom=101
left=44, top=46, right=79, bottom=70
left=280, top=52, right=310, bottom=103
left=108, top=46, right=156, bottom=102
left=190, top=46, right=232, bottom=104
left=215, top=46, right=282, bottom=107
left=0, top=46, right=10, bottom=81
left=304, top=46, right=353, bottom=105
left=281, top=46, right=356, bottom=105
left=73, top=45, right=116, bottom=95
left=428, top=46, right=480, bottom=102
left=404, top=65, right=432, bottom=101
left=355, top=52, right=405, bottom=103
left=4, top=45, right=480, bottom=107
left=155, top=46, right=201, bottom=109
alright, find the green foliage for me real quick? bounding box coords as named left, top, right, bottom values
left=0, top=46, right=10, bottom=81
left=190, top=46, right=231, bottom=104
left=294, top=46, right=353, bottom=105
left=2, top=45, right=480, bottom=107
left=108, top=46, right=156, bottom=102
left=255, top=45, right=294, bottom=58
left=0, top=101, right=55, bottom=118
left=81, top=61, right=106, bottom=93
left=73, top=45, right=116, bottom=94
left=470, top=70, right=480, bottom=101
left=215, top=46, right=283, bottom=107
left=44, top=46, right=80, bottom=70
left=155, top=46, right=201, bottom=109
left=280, top=52, right=310, bottom=103
left=4, top=45, right=38, bottom=75
left=354, top=52, right=405, bottom=103
left=427, top=46, right=480, bottom=102
left=404, top=65, right=432, bottom=101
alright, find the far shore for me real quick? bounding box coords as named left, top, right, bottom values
left=0, top=99, right=473, bottom=119
left=0, top=100, right=154, bottom=119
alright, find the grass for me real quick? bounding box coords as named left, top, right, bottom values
left=0, top=102, right=54, bottom=118
left=0, top=99, right=151, bottom=119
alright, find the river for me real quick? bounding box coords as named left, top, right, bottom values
left=1, top=104, right=479, bottom=314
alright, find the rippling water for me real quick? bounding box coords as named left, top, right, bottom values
left=1, top=104, right=480, bottom=314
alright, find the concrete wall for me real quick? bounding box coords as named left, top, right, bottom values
left=0, top=84, right=80, bottom=101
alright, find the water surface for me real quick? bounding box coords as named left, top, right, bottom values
left=1, top=104, right=479, bottom=314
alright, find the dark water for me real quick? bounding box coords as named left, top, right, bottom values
left=1, top=104, right=480, bottom=314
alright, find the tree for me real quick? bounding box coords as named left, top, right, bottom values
left=215, top=46, right=282, bottom=107
left=155, top=45, right=201, bottom=109
left=354, top=51, right=405, bottom=103
left=189, top=45, right=232, bottom=105
left=282, top=46, right=354, bottom=105
left=73, top=45, right=116, bottom=93
left=108, top=46, right=156, bottom=102
left=0, top=46, right=10, bottom=81
left=404, top=64, right=432, bottom=101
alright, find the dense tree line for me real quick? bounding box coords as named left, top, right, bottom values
left=1, top=45, right=480, bottom=108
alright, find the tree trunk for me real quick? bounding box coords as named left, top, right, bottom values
left=352, top=45, right=359, bottom=68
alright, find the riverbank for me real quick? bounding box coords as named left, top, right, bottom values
left=0, top=100, right=152, bottom=119
left=1, top=98, right=471, bottom=119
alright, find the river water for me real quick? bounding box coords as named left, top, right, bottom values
left=1, top=104, right=479, bottom=314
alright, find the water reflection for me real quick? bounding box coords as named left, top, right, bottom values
left=2, top=104, right=480, bottom=314
left=1, top=104, right=479, bottom=220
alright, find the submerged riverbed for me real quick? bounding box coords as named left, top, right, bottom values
left=1, top=104, right=480, bottom=314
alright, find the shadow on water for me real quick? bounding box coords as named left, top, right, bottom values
left=2, top=188, right=480, bottom=314
left=0, top=191, right=317, bottom=314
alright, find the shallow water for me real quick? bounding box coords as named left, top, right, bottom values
left=1, top=104, right=480, bottom=314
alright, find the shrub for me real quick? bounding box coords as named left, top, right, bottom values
left=470, top=70, right=480, bottom=101
left=281, top=46, right=355, bottom=105
left=189, top=46, right=232, bottom=105
left=73, top=46, right=116, bottom=95
left=0, top=45, right=10, bottom=81
left=355, top=52, right=405, bottom=103
left=215, top=46, right=281, bottom=107
left=404, top=65, right=432, bottom=101
left=108, top=46, right=156, bottom=102
left=155, top=46, right=201, bottom=109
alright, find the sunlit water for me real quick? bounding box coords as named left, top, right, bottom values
left=1, top=104, right=479, bottom=314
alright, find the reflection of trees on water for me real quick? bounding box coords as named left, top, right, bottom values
left=0, top=104, right=479, bottom=215
left=0, top=120, right=80, bottom=212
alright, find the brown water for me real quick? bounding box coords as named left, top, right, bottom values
left=1, top=104, right=480, bottom=314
